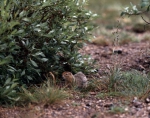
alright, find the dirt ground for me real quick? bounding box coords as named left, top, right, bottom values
left=81, top=39, right=150, bottom=74
left=0, top=33, right=150, bottom=118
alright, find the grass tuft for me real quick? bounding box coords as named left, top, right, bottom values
left=88, top=67, right=150, bottom=98
left=108, top=68, right=150, bottom=97
left=19, top=80, right=68, bottom=105
left=109, top=106, right=126, bottom=114
left=96, top=92, right=124, bottom=99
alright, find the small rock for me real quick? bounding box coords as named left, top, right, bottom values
left=145, top=98, right=150, bottom=104
left=112, top=47, right=123, bottom=54
left=95, top=105, right=100, bottom=109
left=75, top=96, right=80, bottom=99
left=83, top=107, right=86, bottom=111
left=86, top=102, right=92, bottom=107
left=90, top=92, right=96, bottom=95
left=104, top=102, right=113, bottom=108
left=133, top=97, right=138, bottom=101
left=67, top=112, right=72, bottom=115
left=96, top=100, right=102, bottom=104
left=132, top=97, right=143, bottom=108
left=66, top=104, right=70, bottom=107
left=130, top=107, right=137, bottom=115
left=124, top=107, right=129, bottom=112
left=35, top=106, right=41, bottom=111
left=81, top=103, right=86, bottom=107
left=147, top=106, right=150, bottom=112
left=133, top=101, right=143, bottom=108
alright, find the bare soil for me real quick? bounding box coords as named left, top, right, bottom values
left=0, top=33, right=150, bottom=118
left=81, top=39, right=150, bottom=74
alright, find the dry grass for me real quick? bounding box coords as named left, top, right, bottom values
left=19, top=80, right=68, bottom=105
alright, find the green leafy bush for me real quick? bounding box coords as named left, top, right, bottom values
left=0, top=77, right=19, bottom=105
left=0, top=0, right=96, bottom=104
left=121, top=0, right=150, bottom=16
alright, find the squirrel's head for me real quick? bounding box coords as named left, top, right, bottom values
left=62, top=71, right=74, bottom=82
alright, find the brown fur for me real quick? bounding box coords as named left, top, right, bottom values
left=62, top=71, right=88, bottom=88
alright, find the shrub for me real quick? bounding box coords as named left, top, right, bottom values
left=121, top=0, right=150, bottom=18
left=0, top=0, right=96, bottom=104
left=0, top=77, right=19, bottom=105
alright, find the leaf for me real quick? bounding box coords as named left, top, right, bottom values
left=21, top=70, right=25, bottom=76
left=19, top=10, right=27, bottom=17
left=7, top=65, right=17, bottom=72
left=0, top=56, right=12, bottom=65
left=30, top=59, right=38, bottom=67
left=34, top=28, right=41, bottom=32
left=9, top=21, right=20, bottom=29
left=4, top=78, right=11, bottom=86
left=2, top=87, right=12, bottom=95
left=42, top=1, right=51, bottom=7
left=13, top=0, right=18, bottom=4
left=17, top=29, right=24, bottom=34
left=22, top=17, right=30, bottom=22
left=0, top=59, right=9, bottom=65
left=2, top=82, right=18, bottom=95
left=41, top=58, right=48, bottom=62
left=7, top=69, right=15, bottom=72
left=34, top=52, right=45, bottom=57
left=27, top=76, right=33, bottom=80
left=10, top=83, right=18, bottom=89
left=141, top=0, right=150, bottom=8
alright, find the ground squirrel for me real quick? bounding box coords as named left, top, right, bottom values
left=62, top=71, right=88, bottom=88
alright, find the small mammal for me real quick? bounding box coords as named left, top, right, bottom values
left=62, top=71, right=88, bottom=88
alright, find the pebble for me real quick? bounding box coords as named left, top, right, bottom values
left=104, top=102, right=113, bottom=108
left=130, top=107, right=137, bottom=115
left=90, top=92, right=96, bottom=95
left=95, top=105, right=100, bottom=109
left=132, top=97, right=143, bottom=108
left=133, top=101, right=143, bottom=108
left=147, top=106, right=150, bottom=112
left=145, top=98, right=150, bottom=103
left=81, top=103, right=86, bottom=107
left=35, top=106, right=41, bottom=111
left=124, top=107, right=129, bottom=112
left=112, top=47, right=123, bottom=54
left=86, top=102, right=92, bottom=107
left=66, top=104, right=70, bottom=107
left=67, top=112, right=72, bottom=115
left=96, top=100, right=102, bottom=104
